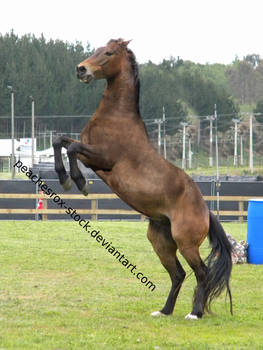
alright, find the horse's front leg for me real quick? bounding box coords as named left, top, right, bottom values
left=67, top=142, right=114, bottom=196
left=53, top=136, right=77, bottom=191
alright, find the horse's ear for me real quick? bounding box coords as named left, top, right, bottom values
left=123, top=39, right=132, bottom=47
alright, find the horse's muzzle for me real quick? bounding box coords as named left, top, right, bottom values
left=76, top=65, right=94, bottom=84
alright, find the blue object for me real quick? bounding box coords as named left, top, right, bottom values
left=247, top=199, right=263, bottom=264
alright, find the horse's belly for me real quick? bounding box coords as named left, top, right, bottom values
left=104, top=174, right=167, bottom=218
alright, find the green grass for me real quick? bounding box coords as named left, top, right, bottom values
left=185, top=165, right=263, bottom=177
left=0, top=221, right=263, bottom=350
left=0, top=172, right=28, bottom=180
left=1, top=164, right=263, bottom=180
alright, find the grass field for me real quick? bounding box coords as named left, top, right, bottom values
left=1, top=220, right=263, bottom=350
left=1, top=163, right=263, bottom=180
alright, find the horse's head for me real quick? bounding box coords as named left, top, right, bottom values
left=76, top=39, right=131, bottom=83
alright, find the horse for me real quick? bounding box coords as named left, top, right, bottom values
left=53, top=38, right=232, bottom=320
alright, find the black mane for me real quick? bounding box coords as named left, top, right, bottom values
left=108, top=39, right=141, bottom=114
left=126, top=48, right=140, bottom=114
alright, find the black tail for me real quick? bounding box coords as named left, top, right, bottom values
left=205, top=211, right=233, bottom=314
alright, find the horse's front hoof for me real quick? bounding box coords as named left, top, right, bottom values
left=81, top=181, right=89, bottom=196
left=185, top=313, right=199, bottom=320
left=62, top=176, right=72, bottom=191
left=151, top=311, right=167, bottom=317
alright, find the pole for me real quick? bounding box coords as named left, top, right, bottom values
left=181, top=122, right=188, bottom=169
left=232, top=118, right=240, bottom=166
left=188, top=135, right=192, bottom=169
left=30, top=96, right=35, bottom=167
left=197, top=118, right=201, bottom=146
left=50, top=130, right=53, bottom=148
left=158, top=120, right=161, bottom=154
left=163, top=106, right=167, bottom=159
left=249, top=115, right=253, bottom=173
left=182, top=124, right=186, bottom=169
left=11, top=90, right=15, bottom=179
left=240, top=134, right=244, bottom=166
left=214, top=104, right=220, bottom=220
left=154, top=119, right=162, bottom=154
left=208, top=116, right=214, bottom=167
left=7, top=86, right=15, bottom=179
left=43, top=126, right=46, bottom=150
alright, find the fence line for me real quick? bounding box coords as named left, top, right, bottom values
left=0, top=193, right=262, bottom=221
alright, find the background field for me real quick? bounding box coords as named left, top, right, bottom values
left=1, top=164, right=263, bottom=180
left=0, top=221, right=263, bottom=350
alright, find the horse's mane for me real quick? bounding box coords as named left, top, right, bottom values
left=126, top=48, right=140, bottom=113
left=108, top=39, right=140, bottom=113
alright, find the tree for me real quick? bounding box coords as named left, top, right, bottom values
left=0, top=31, right=241, bottom=142
left=254, top=99, right=263, bottom=124
left=227, top=55, right=263, bottom=104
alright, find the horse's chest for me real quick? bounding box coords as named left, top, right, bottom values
left=82, top=122, right=112, bottom=144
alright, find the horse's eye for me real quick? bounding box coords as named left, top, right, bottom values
left=105, top=52, right=113, bottom=56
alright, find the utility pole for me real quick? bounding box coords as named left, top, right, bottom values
left=240, top=134, right=244, bottom=166
left=214, top=104, right=220, bottom=220
left=197, top=118, right=201, bottom=146
left=206, top=115, right=214, bottom=167
left=162, top=106, right=167, bottom=159
left=181, top=122, right=188, bottom=169
left=30, top=96, right=35, bottom=167
left=50, top=130, right=53, bottom=148
left=188, top=134, right=192, bottom=169
left=7, top=86, right=15, bottom=179
left=249, top=114, right=254, bottom=173
left=232, top=118, right=240, bottom=166
left=154, top=119, right=162, bottom=154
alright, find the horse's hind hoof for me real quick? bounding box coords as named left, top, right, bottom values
left=185, top=313, right=199, bottom=320
left=62, top=176, right=72, bottom=191
left=151, top=311, right=167, bottom=317
left=81, top=181, right=89, bottom=196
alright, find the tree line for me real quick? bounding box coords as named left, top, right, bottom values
left=1, top=31, right=263, bottom=141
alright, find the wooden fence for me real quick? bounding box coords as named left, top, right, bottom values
left=0, top=193, right=262, bottom=221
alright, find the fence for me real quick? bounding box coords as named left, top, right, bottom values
left=1, top=113, right=263, bottom=170
left=0, top=193, right=261, bottom=222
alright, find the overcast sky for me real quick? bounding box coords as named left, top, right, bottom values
left=1, top=0, right=262, bottom=64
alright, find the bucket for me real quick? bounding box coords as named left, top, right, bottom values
left=247, top=199, right=263, bottom=264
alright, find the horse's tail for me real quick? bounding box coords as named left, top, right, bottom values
left=205, top=211, right=233, bottom=314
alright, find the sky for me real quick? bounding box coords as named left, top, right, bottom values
left=1, top=0, right=262, bottom=64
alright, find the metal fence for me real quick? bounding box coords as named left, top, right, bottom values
left=1, top=113, right=263, bottom=171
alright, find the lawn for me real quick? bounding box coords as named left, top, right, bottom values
left=0, top=220, right=263, bottom=350
left=1, top=163, right=263, bottom=180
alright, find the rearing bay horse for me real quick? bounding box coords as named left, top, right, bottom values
left=53, top=39, right=232, bottom=320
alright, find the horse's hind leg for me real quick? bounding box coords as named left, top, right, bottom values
left=178, top=246, right=208, bottom=320
left=147, top=219, right=186, bottom=316
left=53, top=136, right=76, bottom=191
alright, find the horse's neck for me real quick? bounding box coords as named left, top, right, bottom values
left=95, top=66, right=148, bottom=139
left=98, top=70, right=139, bottom=118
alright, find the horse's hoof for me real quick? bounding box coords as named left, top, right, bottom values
left=62, top=176, right=72, bottom=191
left=81, top=181, right=89, bottom=196
left=151, top=311, right=167, bottom=317
left=185, top=313, right=199, bottom=320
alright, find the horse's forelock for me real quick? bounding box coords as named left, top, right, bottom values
left=107, top=38, right=132, bottom=49
left=107, top=38, right=125, bottom=47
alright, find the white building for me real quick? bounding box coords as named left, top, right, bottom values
left=0, top=138, right=66, bottom=171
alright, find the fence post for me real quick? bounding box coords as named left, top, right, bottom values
left=91, top=199, right=97, bottom=221
left=238, top=201, right=244, bottom=222
left=141, top=214, right=146, bottom=221
left=42, top=197, right=48, bottom=221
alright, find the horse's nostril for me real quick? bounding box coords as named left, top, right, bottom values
left=77, top=65, right=86, bottom=73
